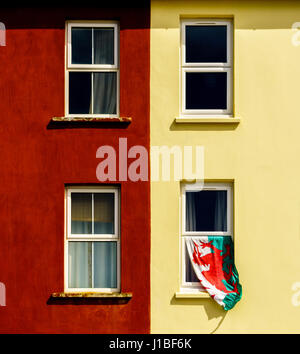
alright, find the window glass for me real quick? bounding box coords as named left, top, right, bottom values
left=185, top=25, right=227, bottom=63
left=69, top=72, right=92, bottom=114
left=93, top=72, right=117, bottom=114
left=68, top=241, right=92, bottom=288
left=71, top=193, right=92, bottom=234
left=185, top=72, right=227, bottom=110
left=68, top=241, right=117, bottom=289
left=94, top=193, right=115, bottom=234
left=68, top=23, right=118, bottom=116
left=94, top=28, right=115, bottom=65
left=185, top=190, right=227, bottom=232
left=71, top=28, right=92, bottom=64
left=93, top=242, right=117, bottom=288
left=185, top=243, right=199, bottom=282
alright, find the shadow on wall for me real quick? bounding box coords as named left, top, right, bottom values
left=169, top=119, right=240, bottom=132
left=1, top=5, right=150, bottom=30
left=170, top=295, right=228, bottom=334
left=151, top=0, right=300, bottom=30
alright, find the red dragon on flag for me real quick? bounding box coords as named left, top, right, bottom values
left=186, top=236, right=242, bottom=310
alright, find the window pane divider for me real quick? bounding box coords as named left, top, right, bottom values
left=91, top=241, right=94, bottom=288
left=92, top=192, right=95, bottom=234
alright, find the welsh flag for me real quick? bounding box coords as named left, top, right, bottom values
left=186, top=236, right=242, bottom=310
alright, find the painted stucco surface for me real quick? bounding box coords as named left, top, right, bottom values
left=150, top=0, right=300, bottom=333
left=0, top=7, right=150, bottom=333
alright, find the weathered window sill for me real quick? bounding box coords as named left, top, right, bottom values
left=175, top=117, right=240, bottom=124
left=175, top=292, right=210, bottom=299
left=48, top=292, right=132, bottom=305
left=52, top=117, right=132, bottom=123
left=48, top=117, right=132, bottom=129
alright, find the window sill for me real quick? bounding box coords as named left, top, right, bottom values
left=51, top=116, right=132, bottom=123
left=48, top=292, right=132, bottom=305
left=175, top=292, right=210, bottom=299
left=175, top=117, right=240, bottom=124
left=48, top=117, right=132, bottom=129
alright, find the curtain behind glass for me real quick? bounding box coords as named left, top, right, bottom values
left=68, top=241, right=117, bottom=289
left=185, top=190, right=227, bottom=232
left=93, top=72, right=116, bottom=114
left=214, top=191, right=227, bottom=231
left=94, top=193, right=115, bottom=234
left=94, top=28, right=114, bottom=65
left=68, top=242, right=92, bottom=288
left=186, top=192, right=197, bottom=231
left=94, top=242, right=117, bottom=288
left=71, top=193, right=92, bottom=234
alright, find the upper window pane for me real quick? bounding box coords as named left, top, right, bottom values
left=94, top=193, right=115, bottom=234
left=71, top=26, right=115, bottom=65
left=185, top=190, right=227, bottom=232
left=185, top=25, right=227, bottom=63
left=71, top=28, right=92, bottom=64
left=94, top=28, right=115, bottom=65
left=70, top=192, right=116, bottom=235
left=71, top=193, right=92, bottom=234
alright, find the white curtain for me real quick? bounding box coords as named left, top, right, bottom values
left=94, top=193, right=114, bottom=234
left=68, top=241, right=117, bottom=289
left=71, top=193, right=114, bottom=234
left=94, top=242, right=117, bottom=288
left=71, top=193, right=92, bottom=234
left=68, top=242, right=92, bottom=288
left=93, top=72, right=116, bottom=115
left=93, top=28, right=116, bottom=115
left=94, top=28, right=114, bottom=65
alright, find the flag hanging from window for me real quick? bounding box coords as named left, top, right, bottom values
left=186, top=236, right=242, bottom=310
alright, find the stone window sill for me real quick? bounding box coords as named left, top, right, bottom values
left=48, top=292, right=132, bottom=305
left=48, top=117, right=131, bottom=129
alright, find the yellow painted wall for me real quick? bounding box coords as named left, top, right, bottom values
left=150, top=0, right=300, bottom=333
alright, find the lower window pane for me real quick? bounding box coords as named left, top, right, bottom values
left=93, top=72, right=117, bottom=114
left=69, top=72, right=92, bottom=114
left=185, top=243, right=199, bottom=283
left=68, top=241, right=117, bottom=289
left=185, top=72, right=227, bottom=110
left=94, top=242, right=117, bottom=289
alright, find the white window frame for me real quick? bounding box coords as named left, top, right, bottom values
left=65, top=21, right=120, bottom=118
left=180, top=182, right=233, bottom=292
left=64, top=186, right=120, bottom=293
left=180, top=19, right=233, bottom=117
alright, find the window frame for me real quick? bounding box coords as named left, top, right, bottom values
left=65, top=21, right=120, bottom=118
left=180, top=19, right=233, bottom=117
left=180, top=182, right=233, bottom=291
left=64, top=186, right=120, bottom=293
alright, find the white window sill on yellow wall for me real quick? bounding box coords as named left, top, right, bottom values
left=175, top=292, right=210, bottom=299
left=175, top=117, right=240, bottom=124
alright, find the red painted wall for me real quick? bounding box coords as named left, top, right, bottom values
left=0, top=6, right=150, bottom=333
